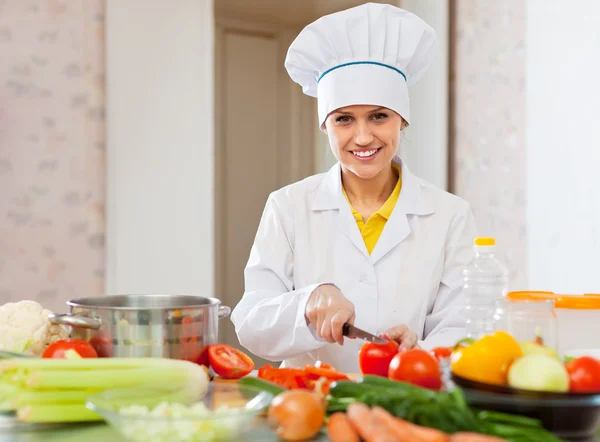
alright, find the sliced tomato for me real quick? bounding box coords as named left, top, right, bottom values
left=193, top=345, right=211, bottom=367
left=42, top=339, right=98, bottom=359
left=208, top=344, right=255, bottom=379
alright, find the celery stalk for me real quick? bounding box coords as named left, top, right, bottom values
left=0, top=357, right=184, bottom=372
left=17, top=404, right=103, bottom=423
left=0, top=380, right=21, bottom=411
left=14, top=390, right=99, bottom=406
left=27, top=366, right=198, bottom=389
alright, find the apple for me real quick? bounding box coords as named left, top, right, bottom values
left=508, top=354, right=569, bottom=392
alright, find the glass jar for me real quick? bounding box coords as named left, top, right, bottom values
left=492, top=298, right=558, bottom=350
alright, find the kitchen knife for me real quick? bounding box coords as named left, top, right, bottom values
left=342, top=323, right=387, bottom=344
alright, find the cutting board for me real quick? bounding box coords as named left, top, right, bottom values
left=211, top=373, right=361, bottom=408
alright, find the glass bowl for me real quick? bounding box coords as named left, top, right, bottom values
left=86, top=382, right=273, bottom=442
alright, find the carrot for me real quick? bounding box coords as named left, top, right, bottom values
left=346, top=402, right=400, bottom=442
left=449, top=432, right=506, bottom=442
left=410, top=425, right=451, bottom=442
left=370, top=406, right=425, bottom=441
left=327, top=412, right=360, bottom=442
left=371, top=406, right=449, bottom=442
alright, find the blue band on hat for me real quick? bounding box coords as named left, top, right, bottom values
left=318, top=61, right=407, bottom=82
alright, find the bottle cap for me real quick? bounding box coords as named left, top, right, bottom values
left=474, top=237, right=495, bottom=246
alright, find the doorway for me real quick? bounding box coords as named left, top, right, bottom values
left=213, top=0, right=400, bottom=365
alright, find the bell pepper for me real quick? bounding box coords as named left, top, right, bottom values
left=451, top=331, right=523, bottom=386
left=257, top=362, right=349, bottom=393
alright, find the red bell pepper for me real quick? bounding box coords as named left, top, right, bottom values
left=257, top=362, right=348, bottom=394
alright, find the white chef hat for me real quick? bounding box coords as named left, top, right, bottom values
left=284, top=2, right=437, bottom=128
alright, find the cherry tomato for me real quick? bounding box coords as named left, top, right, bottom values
left=566, top=356, right=600, bottom=393
left=431, top=346, right=452, bottom=360
left=388, top=348, right=442, bottom=390
left=358, top=339, right=399, bottom=377
left=42, top=339, right=98, bottom=359
left=208, top=344, right=255, bottom=379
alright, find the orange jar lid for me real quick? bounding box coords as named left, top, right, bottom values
left=555, top=294, right=600, bottom=309
left=507, top=291, right=555, bottom=301
left=507, top=291, right=600, bottom=310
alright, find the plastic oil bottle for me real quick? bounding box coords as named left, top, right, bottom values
left=463, top=237, right=509, bottom=339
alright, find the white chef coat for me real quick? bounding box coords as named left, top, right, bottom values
left=230, top=155, right=477, bottom=374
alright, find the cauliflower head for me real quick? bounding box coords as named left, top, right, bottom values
left=0, top=300, right=69, bottom=356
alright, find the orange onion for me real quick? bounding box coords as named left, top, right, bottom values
left=267, top=389, right=325, bottom=441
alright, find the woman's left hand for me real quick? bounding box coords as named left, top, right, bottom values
left=381, top=325, right=419, bottom=352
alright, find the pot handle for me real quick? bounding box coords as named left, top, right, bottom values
left=48, top=313, right=102, bottom=330
left=218, top=305, right=231, bottom=319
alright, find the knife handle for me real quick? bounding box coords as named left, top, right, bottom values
left=342, top=323, right=351, bottom=337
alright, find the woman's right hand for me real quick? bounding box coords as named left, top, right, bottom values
left=305, top=284, right=355, bottom=345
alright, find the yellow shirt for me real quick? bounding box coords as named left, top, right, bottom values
left=342, top=165, right=402, bottom=254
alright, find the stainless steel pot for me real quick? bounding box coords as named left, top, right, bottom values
left=48, top=294, right=231, bottom=360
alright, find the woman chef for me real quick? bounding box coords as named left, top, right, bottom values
left=230, top=3, right=477, bottom=374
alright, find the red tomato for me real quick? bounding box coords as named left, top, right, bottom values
left=431, top=346, right=452, bottom=360
left=358, top=339, right=399, bottom=377
left=566, top=356, right=600, bottom=393
left=193, top=345, right=211, bottom=367
left=208, top=344, right=255, bottom=379
left=42, top=339, right=98, bottom=359
left=89, top=336, right=113, bottom=358
left=388, top=348, right=442, bottom=390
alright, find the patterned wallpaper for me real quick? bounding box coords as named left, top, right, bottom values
left=0, top=0, right=106, bottom=313
left=451, top=0, right=527, bottom=290
left=0, top=0, right=527, bottom=314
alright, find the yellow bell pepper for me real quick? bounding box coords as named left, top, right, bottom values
left=451, top=331, right=523, bottom=386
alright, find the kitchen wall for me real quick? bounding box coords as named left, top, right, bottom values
left=0, top=0, right=106, bottom=312
left=451, top=0, right=527, bottom=290
left=104, top=0, right=215, bottom=297
left=6, top=0, right=594, bottom=309
left=526, top=1, right=600, bottom=293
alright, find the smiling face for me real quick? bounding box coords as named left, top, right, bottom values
left=323, top=105, right=406, bottom=180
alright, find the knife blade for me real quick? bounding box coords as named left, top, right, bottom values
left=342, top=323, right=387, bottom=344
